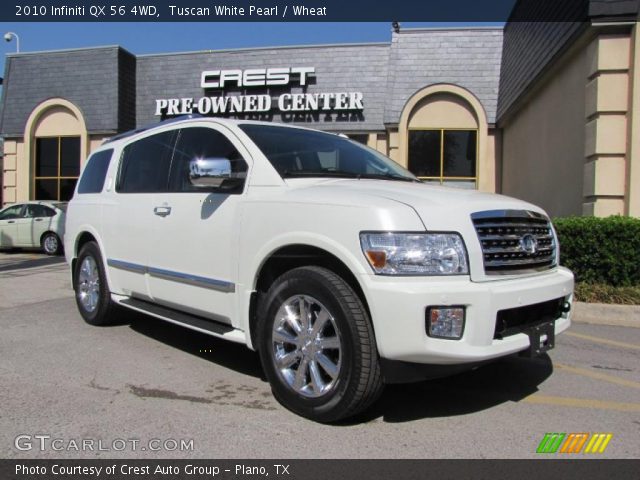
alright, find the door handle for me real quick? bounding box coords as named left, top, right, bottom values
left=153, top=206, right=172, bottom=217
left=7, top=220, right=15, bottom=224
left=34, top=218, right=43, bottom=222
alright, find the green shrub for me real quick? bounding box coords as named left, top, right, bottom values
left=574, top=283, right=640, bottom=305
left=552, top=216, right=640, bottom=287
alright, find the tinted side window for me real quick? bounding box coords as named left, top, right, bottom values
left=25, top=205, right=55, bottom=218
left=118, top=131, right=177, bottom=193
left=0, top=205, right=24, bottom=220
left=169, top=127, right=247, bottom=192
left=77, top=149, right=114, bottom=194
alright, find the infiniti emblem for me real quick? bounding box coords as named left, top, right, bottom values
left=520, top=234, right=538, bottom=254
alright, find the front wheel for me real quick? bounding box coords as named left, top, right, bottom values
left=74, top=241, right=115, bottom=326
left=257, top=266, right=383, bottom=422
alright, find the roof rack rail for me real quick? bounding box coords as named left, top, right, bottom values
left=102, top=114, right=203, bottom=145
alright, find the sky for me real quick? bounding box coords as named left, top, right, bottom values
left=0, top=21, right=503, bottom=57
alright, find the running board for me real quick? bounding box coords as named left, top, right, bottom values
left=118, top=297, right=246, bottom=344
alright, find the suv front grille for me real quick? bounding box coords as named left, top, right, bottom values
left=471, top=210, right=556, bottom=275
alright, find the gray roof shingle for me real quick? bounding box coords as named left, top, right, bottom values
left=0, top=47, right=125, bottom=136
left=498, top=0, right=639, bottom=122
left=384, top=28, right=503, bottom=125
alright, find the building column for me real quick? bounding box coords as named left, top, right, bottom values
left=366, top=133, right=377, bottom=149
left=386, top=128, right=400, bottom=164
left=583, top=34, right=631, bottom=216
left=626, top=23, right=640, bottom=216
left=2, top=140, right=19, bottom=206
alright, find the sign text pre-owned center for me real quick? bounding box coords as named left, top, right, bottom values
left=155, top=66, right=365, bottom=116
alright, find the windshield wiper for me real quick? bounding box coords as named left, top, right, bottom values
left=282, top=170, right=420, bottom=182
left=355, top=173, right=421, bottom=183
left=282, top=170, right=361, bottom=179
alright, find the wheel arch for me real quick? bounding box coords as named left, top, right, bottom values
left=75, top=231, right=98, bottom=256
left=247, top=242, right=372, bottom=351
left=70, top=229, right=109, bottom=289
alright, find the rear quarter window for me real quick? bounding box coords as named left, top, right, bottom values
left=77, top=149, right=114, bottom=194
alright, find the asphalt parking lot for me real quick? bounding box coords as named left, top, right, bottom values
left=1, top=251, right=638, bottom=459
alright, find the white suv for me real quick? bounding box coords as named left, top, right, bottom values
left=65, top=117, right=573, bottom=422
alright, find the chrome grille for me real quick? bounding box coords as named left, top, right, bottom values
left=471, top=210, right=556, bottom=275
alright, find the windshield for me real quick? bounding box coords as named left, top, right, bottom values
left=239, top=124, right=419, bottom=183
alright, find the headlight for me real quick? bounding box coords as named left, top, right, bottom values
left=360, top=232, right=469, bottom=275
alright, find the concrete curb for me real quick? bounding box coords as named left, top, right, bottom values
left=572, top=301, right=640, bottom=328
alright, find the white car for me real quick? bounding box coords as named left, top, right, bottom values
left=0, top=201, right=66, bottom=255
left=65, top=117, right=574, bottom=422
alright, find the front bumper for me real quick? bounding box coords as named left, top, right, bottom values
left=361, top=267, right=574, bottom=365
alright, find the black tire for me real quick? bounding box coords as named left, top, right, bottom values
left=257, top=266, right=383, bottom=422
left=74, top=241, right=116, bottom=326
left=41, top=232, right=61, bottom=255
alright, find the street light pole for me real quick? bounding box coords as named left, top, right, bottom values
left=4, top=32, right=20, bottom=52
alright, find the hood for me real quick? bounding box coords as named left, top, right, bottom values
left=281, top=178, right=553, bottom=283
left=284, top=178, right=547, bottom=228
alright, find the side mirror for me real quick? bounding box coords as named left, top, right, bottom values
left=189, top=157, right=232, bottom=188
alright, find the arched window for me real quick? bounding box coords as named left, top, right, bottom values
left=34, top=134, right=81, bottom=201
left=25, top=100, right=88, bottom=201
left=408, top=93, right=478, bottom=188
left=398, top=85, right=489, bottom=190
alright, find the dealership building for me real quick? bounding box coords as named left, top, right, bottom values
left=1, top=2, right=639, bottom=218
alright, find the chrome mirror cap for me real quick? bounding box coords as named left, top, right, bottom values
left=189, top=157, right=232, bottom=188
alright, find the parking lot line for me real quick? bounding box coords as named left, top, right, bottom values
left=523, top=394, right=640, bottom=412
left=565, top=331, right=640, bottom=351
left=555, top=363, right=640, bottom=390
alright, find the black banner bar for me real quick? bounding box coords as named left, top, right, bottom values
left=3, top=0, right=638, bottom=22
left=5, top=0, right=513, bottom=22
left=1, top=459, right=639, bottom=480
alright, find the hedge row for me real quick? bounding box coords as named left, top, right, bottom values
left=553, top=216, right=640, bottom=287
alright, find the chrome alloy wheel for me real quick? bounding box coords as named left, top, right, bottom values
left=271, top=295, right=342, bottom=398
left=77, top=256, right=100, bottom=313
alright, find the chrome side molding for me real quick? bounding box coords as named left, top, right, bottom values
left=107, top=259, right=235, bottom=293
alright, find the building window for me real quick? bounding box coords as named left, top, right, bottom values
left=347, top=134, right=369, bottom=145
left=34, top=136, right=81, bottom=201
left=408, top=129, right=477, bottom=188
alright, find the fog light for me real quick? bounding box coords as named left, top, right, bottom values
left=427, top=307, right=465, bottom=339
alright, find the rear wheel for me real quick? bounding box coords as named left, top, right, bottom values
left=258, top=266, right=383, bottom=422
left=74, top=241, right=116, bottom=326
left=42, top=232, right=61, bottom=255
